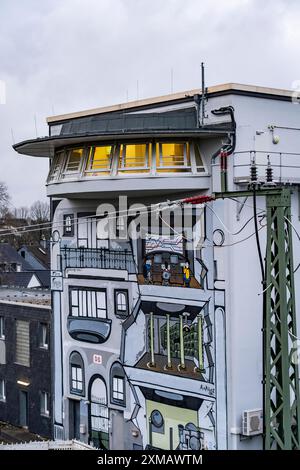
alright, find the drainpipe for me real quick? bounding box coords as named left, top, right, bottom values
left=179, top=315, right=186, bottom=370
left=211, top=106, right=236, bottom=192
left=166, top=314, right=172, bottom=369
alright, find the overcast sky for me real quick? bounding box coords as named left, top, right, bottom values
left=0, top=0, right=299, bottom=207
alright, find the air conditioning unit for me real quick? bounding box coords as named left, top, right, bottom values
left=242, top=409, right=263, bottom=436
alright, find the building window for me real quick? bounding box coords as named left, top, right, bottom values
left=62, top=148, right=84, bottom=178
left=114, top=290, right=128, bottom=317
left=112, top=377, right=124, bottom=402
left=39, top=323, right=49, bottom=349
left=0, top=317, right=4, bottom=340
left=85, top=145, right=113, bottom=176
left=70, top=352, right=84, bottom=396
left=40, top=391, right=50, bottom=416
left=90, top=376, right=109, bottom=449
left=70, top=288, right=106, bottom=319
left=156, top=142, right=191, bottom=172
left=48, top=151, right=64, bottom=182
left=110, top=363, right=125, bottom=406
left=15, top=320, right=30, bottom=367
left=0, top=379, right=5, bottom=402
left=118, top=144, right=150, bottom=173
left=63, top=214, right=74, bottom=236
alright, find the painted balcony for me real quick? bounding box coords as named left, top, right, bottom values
left=60, top=246, right=136, bottom=274
left=67, top=317, right=112, bottom=344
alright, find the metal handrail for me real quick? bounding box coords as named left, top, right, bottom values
left=61, top=246, right=136, bottom=273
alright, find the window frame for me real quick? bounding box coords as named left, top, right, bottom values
left=70, top=351, right=85, bottom=396
left=0, top=316, right=5, bottom=340
left=110, top=363, right=126, bottom=406
left=118, top=143, right=150, bottom=173
left=15, top=319, right=30, bottom=367
left=69, top=287, right=107, bottom=320
left=114, top=289, right=129, bottom=318
left=0, top=379, right=5, bottom=402
left=63, top=214, right=74, bottom=237
left=47, top=151, right=64, bottom=183
left=39, top=323, right=49, bottom=350
left=61, top=147, right=85, bottom=179
left=157, top=142, right=191, bottom=171
left=85, top=145, right=114, bottom=175
left=40, top=391, right=50, bottom=417
left=112, top=376, right=125, bottom=402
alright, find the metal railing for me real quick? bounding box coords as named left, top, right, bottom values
left=61, top=246, right=136, bottom=273
left=233, top=150, right=300, bottom=183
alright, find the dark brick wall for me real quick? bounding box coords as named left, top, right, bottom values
left=0, top=301, right=52, bottom=438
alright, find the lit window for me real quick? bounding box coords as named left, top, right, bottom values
left=62, top=148, right=84, bottom=177
left=156, top=143, right=190, bottom=172
left=40, top=391, right=50, bottom=416
left=39, top=323, right=49, bottom=349
left=70, top=352, right=84, bottom=395
left=0, top=379, right=5, bottom=402
left=115, top=290, right=128, bottom=317
left=0, top=317, right=4, bottom=340
left=85, top=146, right=112, bottom=175
left=118, top=144, right=149, bottom=172
left=70, top=289, right=107, bottom=319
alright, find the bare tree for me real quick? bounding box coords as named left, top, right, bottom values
left=14, top=206, right=30, bottom=221
left=30, top=201, right=50, bottom=222
left=0, top=182, right=10, bottom=218
left=30, top=200, right=50, bottom=243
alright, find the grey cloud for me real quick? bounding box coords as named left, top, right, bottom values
left=0, top=0, right=299, bottom=206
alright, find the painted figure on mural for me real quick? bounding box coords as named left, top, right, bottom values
left=161, top=261, right=171, bottom=286
left=183, top=260, right=191, bottom=287
left=143, top=258, right=152, bottom=284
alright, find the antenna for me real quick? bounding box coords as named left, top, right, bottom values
left=200, top=62, right=207, bottom=126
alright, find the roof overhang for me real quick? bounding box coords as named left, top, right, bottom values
left=13, top=128, right=231, bottom=158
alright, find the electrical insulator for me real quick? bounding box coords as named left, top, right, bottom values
left=250, top=160, right=258, bottom=183
left=266, top=155, right=273, bottom=183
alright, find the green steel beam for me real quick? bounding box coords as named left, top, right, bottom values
left=214, top=189, right=285, bottom=199
left=264, top=188, right=300, bottom=449
left=213, top=186, right=300, bottom=449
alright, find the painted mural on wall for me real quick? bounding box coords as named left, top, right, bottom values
left=51, top=201, right=217, bottom=450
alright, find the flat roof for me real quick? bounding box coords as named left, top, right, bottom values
left=0, top=287, right=51, bottom=307
left=47, top=82, right=294, bottom=123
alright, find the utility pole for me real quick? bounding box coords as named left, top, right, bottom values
left=215, top=187, right=300, bottom=449
left=264, top=188, right=300, bottom=449
left=185, top=185, right=300, bottom=449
